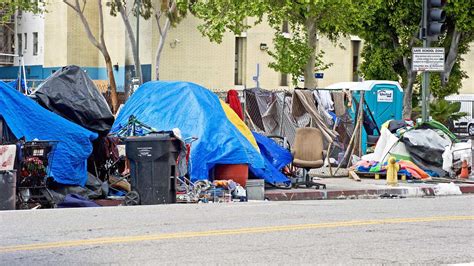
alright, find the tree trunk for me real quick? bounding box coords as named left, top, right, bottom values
left=304, top=18, right=317, bottom=89
left=64, top=0, right=119, bottom=113
left=403, top=69, right=416, bottom=119
left=155, top=17, right=171, bottom=80
left=442, top=27, right=462, bottom=87
left=119, top=5, right=143, bottom=85
left=154, top=0, right=176, bottom=81
left=104, top=54, right=119, bottom=113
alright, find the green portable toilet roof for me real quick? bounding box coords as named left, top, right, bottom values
left=324, top=80, right=403, bottom=92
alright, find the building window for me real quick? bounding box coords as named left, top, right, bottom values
left=17, top=33, right=22, bottom=56
left=280, top=73, right=288, bottom=86
left=24, top=33, right=27, bottom=53
left=234, top=37, right=246, bottom=85
left=351, top=40, right=361, bottom=82
left=282, top=21, right=289, bottom=33
left=33, top=32, right=38, bottom=55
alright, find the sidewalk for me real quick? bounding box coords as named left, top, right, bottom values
left=265, top=177, right=474, bottom=201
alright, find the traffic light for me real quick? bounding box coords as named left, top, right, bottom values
left=427, top=0, right=446, bottom=37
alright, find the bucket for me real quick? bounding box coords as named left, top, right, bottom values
left=0, top=170, right=16, bottom=210
left=214, top=164, right=248, bottom=187
left=246, top=179, right=265, bottom=200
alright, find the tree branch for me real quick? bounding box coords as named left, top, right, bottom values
left=155, top=11, right=163, bottom=36
left=443, top=26, right=462, bottom=85
left=98, top=0, right=106, bottom=51
left=80, top=0, right=86, bottom=13
left=64, top=0, right=101, bottom=51
left=63, top=0, right=80, bottom=13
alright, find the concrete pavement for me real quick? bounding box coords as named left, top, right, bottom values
left=265, top=177, right=474, bottom=201
left=1, top=195, right=473, bottom=264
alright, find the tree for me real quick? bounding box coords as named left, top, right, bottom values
left=356, top=0, right=473, bottom=119
left=64, top=0, right=119, bottom=113
left=153, top=0, right=189, bottom=80
left=111, top=0, right=189, bottom=81
left=193, top=0, right=369, bottom=88
left=431, top=0, right=473, bottom=98
left=108, top=0, right=148, bottom=85
left=0, top=0, right=42, bottom=25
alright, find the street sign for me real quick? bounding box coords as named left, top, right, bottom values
left=315, top=73, right=324, bottom=79
left=412, top=47, right=445, bottom=72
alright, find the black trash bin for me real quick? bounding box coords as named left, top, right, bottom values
left=0, top=170, right=16, bottom=210
left=125, top=134, right=180, bottom=205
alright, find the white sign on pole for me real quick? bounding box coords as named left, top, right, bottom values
left=412, top=47, right=445, bottom=72
left=377, top=90, right=393, bottom=103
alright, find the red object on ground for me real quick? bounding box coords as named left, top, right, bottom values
left=460, top=160, right=469, bottom=179
left=226, top=90, right=244, bottom=120
left=214, top=164, right=248, bottom=187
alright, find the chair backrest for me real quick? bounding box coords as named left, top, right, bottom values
left=292, top=127, right=324, bottom=161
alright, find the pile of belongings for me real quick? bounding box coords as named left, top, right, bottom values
left=112, top=81, right=292, bottom=186
left=0, top=65, right=125, bottom=208
left=354, top=119, right=471, bottom=178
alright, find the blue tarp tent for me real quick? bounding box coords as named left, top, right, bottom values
left=250, top=132, right=292, bottom=185
left=0, top=81, right=97, bottom=186
left=111, top=81, right=264, bottom=181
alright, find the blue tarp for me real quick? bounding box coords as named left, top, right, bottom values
left=0, top=81, right=97, bottom=186
left=111, top=81, right=264, bottom=181
left=250, top=132, right=292, bottom=185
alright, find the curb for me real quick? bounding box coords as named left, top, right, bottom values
left=265, top=184, right=474, bottom=201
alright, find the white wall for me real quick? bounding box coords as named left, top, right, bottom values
left=14, top=7, right=45, bottom=66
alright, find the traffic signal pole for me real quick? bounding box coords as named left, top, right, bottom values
left=421, top=0, right=430, bottom=122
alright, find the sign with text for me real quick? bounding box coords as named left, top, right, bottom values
left=377, top=89, right=393, bottom=103
left=412, top=47, right=445, bottom=72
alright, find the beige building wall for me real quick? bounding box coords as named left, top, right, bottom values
left=460, top=43, right=474, bottom=94
left=316, top=37, right=363, bottom=87
left=98, top=10, right=126, bottom=68
left=43, top=0, right=68, bottom=67
left=245, top=17, right=281, bottom=89
left=65, top=1, right=99, bottom=67
left=155, top=15, right=235, bottom=90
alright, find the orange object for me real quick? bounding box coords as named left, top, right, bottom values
left=213, top=164, right=248, bottom=187
left=460, top=160, right=469, bottom=179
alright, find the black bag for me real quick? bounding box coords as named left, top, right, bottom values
left=33, top=65, right=114, bottom=134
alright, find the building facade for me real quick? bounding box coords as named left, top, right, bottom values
left=0, top=0, right=472, bottom=94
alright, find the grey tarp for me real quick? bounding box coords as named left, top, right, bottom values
left=292, top=90, right=338, bottom=142
left=401, top=129, right=451, bottom=177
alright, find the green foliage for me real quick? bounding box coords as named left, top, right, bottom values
left=193, top=0, right=373, bottom=82
left=268, top=31, right=332, bottom=85
left=359, top=44, right=400, bottom=81
left=108, top=0, right=190, bottom=26
left=355, top=0, right=473, bottom=102
left=429, top=99, right=468, bottom=126
left=430, top=62, right=468, bottom=99
left=0, top=0, right=43, bottom=25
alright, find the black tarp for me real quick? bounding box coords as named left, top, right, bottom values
left=401, top=129, right=450, bottom=177
left=33, top=65, right=114, bottom=134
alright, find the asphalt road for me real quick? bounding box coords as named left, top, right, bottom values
left=1, top=196, right=473, bottom=265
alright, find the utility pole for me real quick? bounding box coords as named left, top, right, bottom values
left=420, top=0, right=446, bottom=122
left=135, top=0, right=140, bottom=79
left=421, top=0, right=430, bottom=122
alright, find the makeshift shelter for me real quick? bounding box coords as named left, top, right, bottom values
left=251, top=132, right=292, bottom=185
left=0, top=81, right=98, bottom=186
left=32, top=65, right=114, bottom=135
left=326, top=81, right=404, bottom=154
left=111, top=81, right=264, bottom=182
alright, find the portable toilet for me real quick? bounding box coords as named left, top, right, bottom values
left=325, top=80, right=404, bottom=154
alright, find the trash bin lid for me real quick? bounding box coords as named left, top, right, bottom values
left=125, top=133, right=174, bottom=142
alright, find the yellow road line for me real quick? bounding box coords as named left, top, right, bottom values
left=1, top=215, right=472, bottom=253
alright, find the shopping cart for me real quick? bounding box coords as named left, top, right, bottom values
left=16, top=140, right=58, bottom=209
